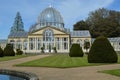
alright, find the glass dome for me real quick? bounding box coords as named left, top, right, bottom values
left=38, top=6, right=64, bottom=28
left=29, top=6, right=65, bottom=32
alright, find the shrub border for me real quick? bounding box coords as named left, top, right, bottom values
left=0, top=69, right=39, bottom=80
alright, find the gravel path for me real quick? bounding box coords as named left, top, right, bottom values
left=0, top=55, right=120, bottom=80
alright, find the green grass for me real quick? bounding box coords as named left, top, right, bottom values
left=100, top=54, right=120, bottom=77
left=16, top=54, right=103, bottom=68
left=0, top=55, right=28, bottom=62
left=101, top=69, right=120, bottom=77
left=117, top=54, right=120, bottom=63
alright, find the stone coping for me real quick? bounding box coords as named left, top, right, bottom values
left=0, top=69, right=39, bottom=80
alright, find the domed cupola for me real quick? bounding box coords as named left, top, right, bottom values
left=38, top=6, right=64, bottom=28
left=29, top=6, right=65, bottom=32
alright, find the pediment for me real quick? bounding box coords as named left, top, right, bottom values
left=30, top=26, right=69, bottom=35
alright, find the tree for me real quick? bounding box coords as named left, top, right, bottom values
left=69, top=44, right=84, bottom=57
left=86, top=8, right=120, bottom=37
left=74, top=8, right=120, bottom=38
left=0, top=46, right=4, bottom=57
left=11, top=12, right=24, bottom=33
left=4, top=44, right=15, bottom=56
left=88, top=36, right=118, bottom=63
left=73, top=20, right=89, bottom=30
left=84, top=41, right=90, bottom=53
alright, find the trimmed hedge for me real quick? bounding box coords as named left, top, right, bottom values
left=16, top=49, right=23, bottom=55
left=0, top=46, right=4, bottom=57
left=69, top=44, right=84, bottom=57
left=88, top=36, right=118, bottom=63
left=4, top=44, right=15, bottom=56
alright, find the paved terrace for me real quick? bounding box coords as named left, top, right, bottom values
left=0, top=55, right=120, bottom=80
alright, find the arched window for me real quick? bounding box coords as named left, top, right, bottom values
left=43, top=29, right=54, bottom=52
left=84, top=39, right=89, bottom=42
left=77, top=39, right=82, bottom=47
left=43, top=29, right=54, bottom=42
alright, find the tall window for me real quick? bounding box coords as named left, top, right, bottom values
left=29, top=38, right=34, bottom=50
left=56, top=38, right=60, bottom=50
left=63, top=38, right=68, bottom=50
left=23, top=40, right=27, bottom=50
left=10, top=40, right=15, bottom=48
left=16, top=40, right=22, bottom=49
left=43, top=29, right=54, bottom=50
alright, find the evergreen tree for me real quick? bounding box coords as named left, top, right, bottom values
left=11, top=12, right=24, bottom=33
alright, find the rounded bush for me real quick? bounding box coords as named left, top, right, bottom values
left=88, top=36, right=118, bottom=63
left=0, top=46, right=4, bottom=57
left=53, top=47, right=57, bottom=53
left=69, top=44, right=84, bottom=57
left=16, top=49, right=23, bottom=55
left=41, top=47, right=44, bottom=53
left=4, top=44, right=15, bottom=56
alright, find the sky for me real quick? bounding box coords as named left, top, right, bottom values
left=0, top=0, right=120, bottom=39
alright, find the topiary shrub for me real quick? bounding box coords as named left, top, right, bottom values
left=41, top=47, right=44, bottom=53
left=69, top=43, right=84, bottom=57
left=88, top=36, right=118, bottom=63
left=16, top=49, right=23, bottom=55
left=0, top=46, right=4, bottom=57
left=53, top=47, right=57, bottom=53
left=4, top=43, right=15, bottom=56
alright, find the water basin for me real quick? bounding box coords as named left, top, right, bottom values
left=0, top=74, right=26, bottom=80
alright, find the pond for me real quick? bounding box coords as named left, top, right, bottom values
left=0, top=74, right=26, bottom=80
left=0, top=69, right=39, bottom=80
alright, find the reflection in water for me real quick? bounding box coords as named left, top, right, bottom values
left=0, top=74, right=26, bottom=80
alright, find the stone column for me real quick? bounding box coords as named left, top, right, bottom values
left=68, top=37, right=70, bottom=52
left=27, top=38, right=29, bottom=51
left=22, top=39, right=24, bottom=51
left=35, top=37, right=37, bottom=51
left=61, top=38, right=63, bottom=51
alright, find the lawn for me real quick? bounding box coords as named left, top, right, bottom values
left=0, top=55, right=28, bottom=62
left=16, top=54, right=104, bottom=68
left=100, top=54, right=120, bottom=77
left=101, top=69, right=120, bottom=77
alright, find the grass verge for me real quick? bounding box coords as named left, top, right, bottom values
left=16, top=54, right=105, bottom=68
left=0, top=55, right=28, bottom=62
left=101, top=69, right=120, bottom=77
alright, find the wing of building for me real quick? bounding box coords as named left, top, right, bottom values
left=7, top=6, right=91, bottom=53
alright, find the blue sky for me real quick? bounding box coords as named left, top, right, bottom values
left=0, top=0, right=120, bottom=39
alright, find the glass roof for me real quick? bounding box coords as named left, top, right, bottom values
left=38, top=7, right=64, bottom=24
left=8, top=31, right=28, bottom=38
left=71, top=30, right=91, bottom=37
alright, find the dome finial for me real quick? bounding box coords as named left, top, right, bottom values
left=49, top=3, right=52, bottom=8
